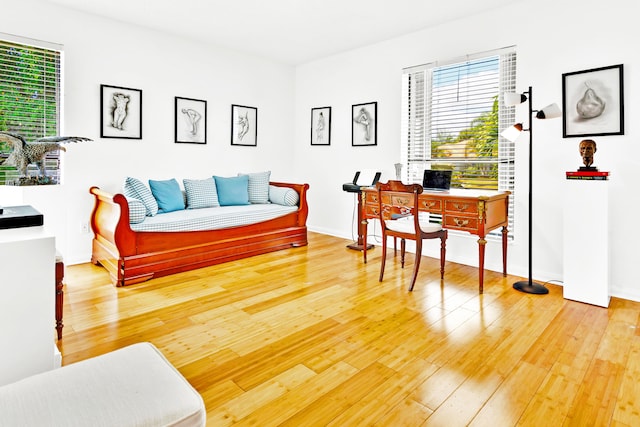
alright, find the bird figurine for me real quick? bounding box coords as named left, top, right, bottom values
left=0, top=131, right=92, bottom=177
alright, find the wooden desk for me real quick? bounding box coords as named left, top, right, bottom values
left=361, top=187, right=510, bottom=293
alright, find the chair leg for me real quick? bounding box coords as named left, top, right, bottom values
left=409, top=239, right=422, bottom=291
left=400, top=239, right=406, bottom=268
left=440, top=234, right=447, bottom=279
left=379, top=235, right=387, bottom=282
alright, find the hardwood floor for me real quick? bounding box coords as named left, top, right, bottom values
left=58, top=232, right=640, bottom=426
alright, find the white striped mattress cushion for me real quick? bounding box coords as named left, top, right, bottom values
left=130, top=203, right=298, bottom=232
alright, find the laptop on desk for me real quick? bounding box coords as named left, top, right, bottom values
left=422, top=170, right=452, bottom=192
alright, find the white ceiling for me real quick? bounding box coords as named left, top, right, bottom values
left=46, top=0, right=520, bottom=65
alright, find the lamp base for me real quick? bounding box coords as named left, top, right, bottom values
left=513, top=280, right=549, bottom=295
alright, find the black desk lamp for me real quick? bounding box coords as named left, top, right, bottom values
left=502, top=86, right=561, bottom=294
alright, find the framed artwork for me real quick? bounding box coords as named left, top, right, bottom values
left=100, top=84, right=142, bottom=139
left=175, top=97, right=207, bottom=144
left=231, top=104, right=257, bottom=146
left=562, top=64, right=624, bottom=138
left=352, top=101, right=377, bottom=146
left=311, top=107, right=331, bottom=146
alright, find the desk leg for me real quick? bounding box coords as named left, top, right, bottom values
left=477, top=238, right=486, bottom=294
left=362, top=219, right=368, bottom=263
left=501, top=226, right=508, bottom=276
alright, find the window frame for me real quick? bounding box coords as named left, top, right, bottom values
left=0, top=33, right=63, bottom=185
left=400, top=46, right=517, bottom=239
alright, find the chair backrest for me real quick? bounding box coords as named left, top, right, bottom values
left=375, top=180, right=423, bottom=232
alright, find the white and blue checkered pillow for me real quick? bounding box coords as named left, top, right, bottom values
left=239, top=171, right=270, bottom=204
left=183, top=178, right=220, bottom=209
left=269, top=185, right=299, bottom=206
left=123, top=177, right=158, bottom=216
left=126, top=197, right=147, bottom=224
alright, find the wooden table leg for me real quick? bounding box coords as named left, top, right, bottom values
left=502, top=226, right=508, bottom=276
left=55, top=260, right=64, bottom=340
left=477, top=238, right=486, bottom=294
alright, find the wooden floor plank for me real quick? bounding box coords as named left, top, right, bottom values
left=57, top=232, right=640, bottom=427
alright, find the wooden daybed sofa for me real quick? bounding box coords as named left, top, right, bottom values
left=89, top=181, right=309, bottom=286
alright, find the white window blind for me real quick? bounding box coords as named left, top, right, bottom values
left=401, top=46, right=517, bottom=237
left=0, top=36, right=62, bottom=185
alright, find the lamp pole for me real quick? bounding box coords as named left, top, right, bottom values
left=513, top=86, right=549, bottom=294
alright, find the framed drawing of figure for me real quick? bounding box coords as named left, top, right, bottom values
left=231, top=104, right=257, bottom=146
left=100, top=84, right=142, bottom=139
left=175, top=97, right=207, bottom=144
left=311, top=107, right=331, bottom=146
left=352, top=102, right=377, bottom=146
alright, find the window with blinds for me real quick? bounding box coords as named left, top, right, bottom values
left=0, top=37, right=62, bottom=185
left=401, top=46, right=517, bottom=237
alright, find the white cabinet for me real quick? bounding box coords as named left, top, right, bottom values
left=0, top=226, right=56, bottom=386
left=563, top=179, right=610, bottom=307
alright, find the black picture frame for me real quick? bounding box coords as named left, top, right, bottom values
left=352, top=101, right=377, bottom=146
left=562, top=64, right=624, bottom=138
left=311, top=106, right=331, bottom=146
left=231, top=104, right=257, bottom=146
left=175, top=97, right=207, bottom=144
left=100, top=84, right=142, bottom=139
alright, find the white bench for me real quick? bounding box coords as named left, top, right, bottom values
left=0, top=342, right=206, bottom=426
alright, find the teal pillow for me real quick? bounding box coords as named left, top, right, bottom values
left=213, top=175, right=250, bottom=206
left=148, top=178, right=185, bottom=213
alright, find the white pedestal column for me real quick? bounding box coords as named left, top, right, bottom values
left=563, top=179, right=610, bottom=307
left=0, top=226, right=56, bottom=386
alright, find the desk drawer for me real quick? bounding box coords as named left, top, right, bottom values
left=365, top=204, right=380, bottom=217
left=443, top=214, right=478, bottom=232
left=445, top=199, right=478, bottom=214
left=419, top=198, right=442, bottom=212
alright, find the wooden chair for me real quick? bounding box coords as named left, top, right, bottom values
left=376, top=180, right=447, bottom=291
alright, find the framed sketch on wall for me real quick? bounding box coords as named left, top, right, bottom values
left=231, top=104, right=257, bottom=146
left=175, top=97, right=207, bottom=144
left=352, top=101, right=377, bottom=146
left=100, top=84, right=142, bottom=139
left=562, top=64, right=624, bottom=137
left=311, top=106, right=331, bottom=146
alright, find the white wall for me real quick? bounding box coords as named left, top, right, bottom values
left=1, top=0, right=296, bottom=264
left=294, top=0, right=640, bottom=301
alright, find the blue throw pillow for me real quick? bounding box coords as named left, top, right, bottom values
left=213, top=175, right=250, bottom=206
left=148, top=178, right=185, bottom=213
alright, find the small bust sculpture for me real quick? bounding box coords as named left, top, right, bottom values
left=578, top=139, right=597, bottom=171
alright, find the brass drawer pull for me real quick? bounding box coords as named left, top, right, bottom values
left=454, top=218, right=469, bottom=227
left=453, top=203, right=469, bottom=211
left=423, top=201, right=437, bottom=209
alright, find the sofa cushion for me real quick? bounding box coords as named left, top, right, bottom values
left=213, top=175, right=250, bottom=206
left=269, top=185, right=300, bottom=206
left=239, top=171, right=270, bottom=204
left=123, top=176, right=158, bottom=216
left=183, top=178, right=220, bottom=209
left=149, top=178, right=185, bottom=213
left=0, top=342, right=206, bottom=427
left=126, top=197, right=147, bottom=224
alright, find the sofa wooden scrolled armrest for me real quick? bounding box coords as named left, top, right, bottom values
left=89, top=181, right=309, bottom=287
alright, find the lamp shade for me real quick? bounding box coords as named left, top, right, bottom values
left=504, top=92, right=528, bottom=106
left=501, top=123, right=523, bottom=142
left=535, top=103, right=562, bottom=119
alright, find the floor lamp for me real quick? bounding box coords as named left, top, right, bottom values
left=502, top=86, right=561, bottom=294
